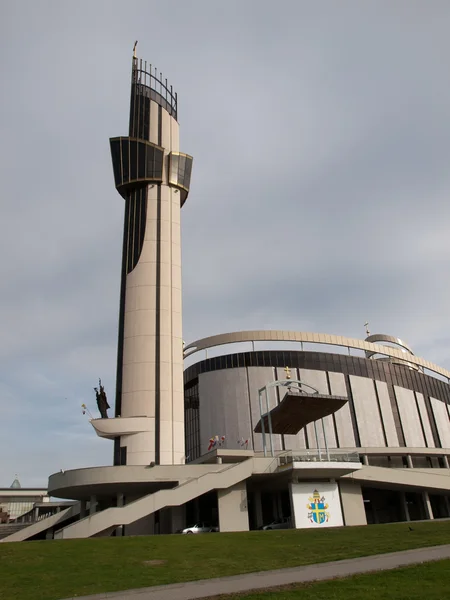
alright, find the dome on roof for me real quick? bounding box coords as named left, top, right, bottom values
left=10, top=475, right=21, bottom=489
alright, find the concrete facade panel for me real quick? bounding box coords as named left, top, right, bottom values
left=328, top=371, right=356, bottom=448
left=339, top=480, right=367, bottom=526
left=120, top=392, right=155, bottom=418
left=135, top=285, right=158, bottom=311
left=349, top=375, right=385, bottom=447
left=122, top=362, right=155, bottom=394
left=122, top=336, right=155, bottom=365
left=299, top=369, right=336, bottom=449
left=375, top=380, right=399, bottom=447
left=416, top=392, right=435, bottom=448
left=128, top=261, right=158, bottom=287
left=430, top=397, right=450, bottom=447
left=395, top=386, right=426, bottom=447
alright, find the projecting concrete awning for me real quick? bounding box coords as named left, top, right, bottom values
left=254, top=392, right=348, bottom=435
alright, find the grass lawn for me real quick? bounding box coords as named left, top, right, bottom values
left=205, top=559, right=450, bottom=599
left=0, top=520, right=449, bottom=600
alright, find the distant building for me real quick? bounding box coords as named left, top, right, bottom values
left=0, top=476, right=49, bottom=522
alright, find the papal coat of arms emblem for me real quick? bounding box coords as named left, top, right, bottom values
left=306, top=489, right=330, bottom=524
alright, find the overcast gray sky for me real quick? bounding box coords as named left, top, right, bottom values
left=1, top=1, right=450, bottom=487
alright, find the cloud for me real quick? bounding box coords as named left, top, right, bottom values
left=1, top=0, right=450, bottom=486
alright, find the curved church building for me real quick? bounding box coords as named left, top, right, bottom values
left=184, top=330, right=450, bottom=524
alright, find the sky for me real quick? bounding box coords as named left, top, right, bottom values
left=1, top=1, right=450, bottom=487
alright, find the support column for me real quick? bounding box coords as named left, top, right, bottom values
left=79, top=500, right=87, bottom=519
left=400, top=492, right=410, bottom=522
left=170, top=505, right=185, bottom=533
left=277, top=492, right=283, bottom=518
left=272, top=494, right=279, bottom=520
left=406, top=455, right=413, bottom=468
left=115, top=493, right=125, bottom=537
left=254, top=490, right=264, bottom=529
left=443, top=496, right=450, bottom=518
left=443, top=455, right=449, bottom=469
left=194, top=497, right=200, bottom=523
left=89, top=495, right=97, bottom=516
left=362, top=455, right=369, bottom=466
left=218, top=481, right=249, bottom=532
left=339, top=480, right=367, bottom=526
left=34, top=507, right=39, bottom=522
left=422, top=491, right=434, bottom=520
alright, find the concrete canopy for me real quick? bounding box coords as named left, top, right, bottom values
left=254, top=392, right=348, bottom=435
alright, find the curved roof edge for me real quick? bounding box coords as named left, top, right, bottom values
left=184, top=330, right=450, bottom=380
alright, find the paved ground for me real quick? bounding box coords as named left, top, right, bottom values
left=60, top=544, right=450, bottom=600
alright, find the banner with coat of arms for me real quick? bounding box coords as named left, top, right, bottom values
left=290, top=482, right=343, bottom=529
left=306, top=489, right=330, bottom=524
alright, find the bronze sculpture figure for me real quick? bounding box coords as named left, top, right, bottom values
left=94, top=379, right=110, bottom=419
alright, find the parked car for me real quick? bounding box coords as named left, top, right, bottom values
left=177, top=522, right=216, bottom=534
left=259, top=517, right=291, bottom=530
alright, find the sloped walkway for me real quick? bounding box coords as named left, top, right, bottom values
left=60, top=543, right=450, bottom=600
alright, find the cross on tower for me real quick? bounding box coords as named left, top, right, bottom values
left=284, top=366, right=291, bottom=380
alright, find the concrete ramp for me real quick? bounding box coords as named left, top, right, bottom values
left=0, top=505, right=79, bottom=543
left=345, top=466, right=450, bottom=492
left=55, top=459, right=254, bottom=539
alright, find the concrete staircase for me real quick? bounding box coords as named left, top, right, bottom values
left=0, top=505, right=79, bottom=543
left=0, top=523, right=29, bottom=540
left=55, top=458, right=254, bottom=539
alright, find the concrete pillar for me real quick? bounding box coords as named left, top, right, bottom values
left=79, top=500, right=87, bottom=519
left=34, top=507, right=39, bottom=522
left=194, top=497, right=200, bottom=523
left=400, top=492, right=410, bottom=522
left=339, top=480, right=367, bottom=526
left=216, top=457, right=223, bottom=465
left=443, top=496, right=450, bottom=517
left=272, top=494, right=279, bottom=520
left=406, top=455, right=413, bottom=468
left=170, top=505, right=185, bottom=533
left=218, top=481, right=249, bottom=532
left=115, top=493, right=125, bottom=537
left=422, top=491, right=434, bottom=520
left=443, top=455, right=449, bottom=469
left=362, top=455, right=369, bottom=466
left=253, top=490, right=264, bottom=529
left=89, top=495, right=97, bottom=516
left=277, top=492, right=283, bottom=518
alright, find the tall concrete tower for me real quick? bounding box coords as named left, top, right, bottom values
left=109, top=52, right=192, bottom=467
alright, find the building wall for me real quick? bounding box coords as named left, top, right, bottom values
left=184, top=350, right=450, bottom=458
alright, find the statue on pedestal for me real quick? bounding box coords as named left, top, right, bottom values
left=94, top=379, right=110, bottom=419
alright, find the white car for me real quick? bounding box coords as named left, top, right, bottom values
left=177, top=522, right=216, bottom=534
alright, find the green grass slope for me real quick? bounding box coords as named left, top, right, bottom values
left=0, top=520, right=449, bottom=600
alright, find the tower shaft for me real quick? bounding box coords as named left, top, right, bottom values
left=110, top=57, right=192, bottom=466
